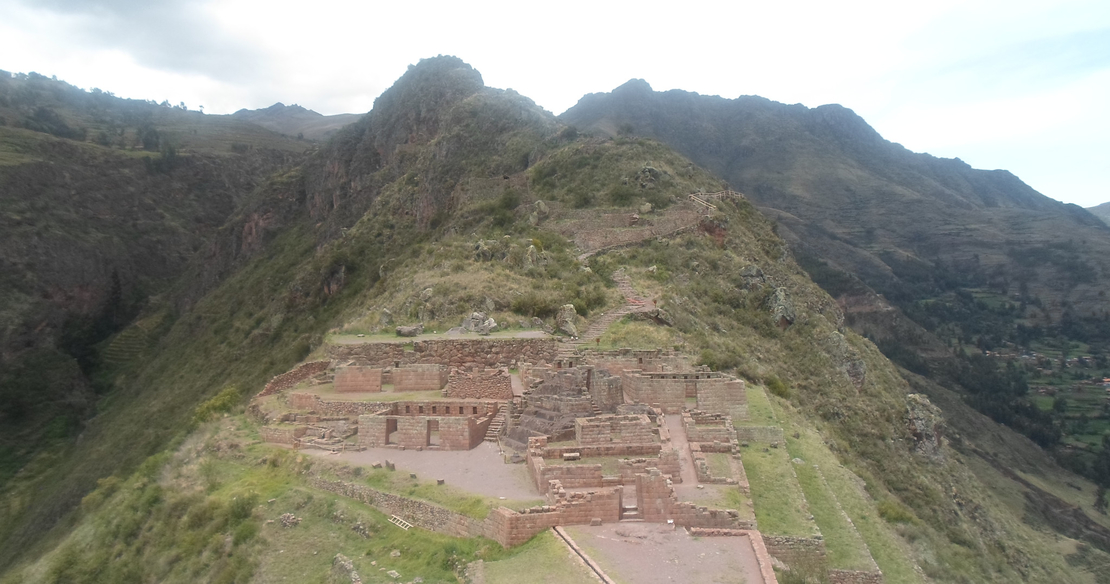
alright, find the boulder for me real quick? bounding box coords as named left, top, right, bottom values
left=461, top=312, right=488, bottom=332
left=906, top=394, right=944, bottom=459
left=395, top=324, right=423, bottom=337
left=767, top=287, right=795, bottom=328
left=555, top=304, right=579, bottom=337
left=380, top=308, right=393, bottom=325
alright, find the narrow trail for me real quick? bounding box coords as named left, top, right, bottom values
left=562, top=268, right=655, bottom=352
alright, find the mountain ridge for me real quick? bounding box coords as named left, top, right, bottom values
left=1, top=58, right=1109, bottom=582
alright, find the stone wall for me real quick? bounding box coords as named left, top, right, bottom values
left=326, top=338, right=557, bottom=369
left=575, top=414, right=656, bottom=445
left=489, top=481, right=623, bottom=547
left=621, top=370, right=686, bottom=413
left=260, top=425, right=306, bottom=444
left=288, top=393, right=392, bottom=416
left=447, top=368, right=513, bottom=399
left=761, top=534, right=827, bottom=566
left=622, top=370, right=744, bottom=414
left=696, top=378, right=746, bottom=414
left=532, top=395, right=593, bottom=414
left=310, top=477, right=482, bottom=538
left=683, top=412, right=734, bottom=444
left=358, top=411, right=493, bottom=451
left=617, top=451, right=681, bottom=484
left=258, top=360, right=331, bottom=398
left=636, top=470, right=750, bottom=528
left=393, top=365, right=448, bottom=391
left=588, top=371, right=624, bottom=411
left=828, top=570, right=885, bottom=584
left=334, top=366, right=382, bottom=393
left=735, top=426, right=785, bottom=444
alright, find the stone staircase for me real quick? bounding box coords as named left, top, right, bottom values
left=570, top=268, right=654, bottom=348
left=484, top=404, right=509, bottom=442
left=620, top=502, right=643, bottom=522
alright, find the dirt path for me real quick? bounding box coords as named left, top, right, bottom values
left=310, top=441, right=539, bottom=500
left=565, top=523, right=767, bottom=583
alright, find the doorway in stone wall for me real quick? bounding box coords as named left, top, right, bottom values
left=427, top=420, right=440, bottom=446
left=386, top=419, right=398, bottom=445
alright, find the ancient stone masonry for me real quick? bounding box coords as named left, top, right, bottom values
left=636, top=469, right=752, bottom=529
left=288, top=393, right=393, bottom=417
left=357, top=401, right=498, bottom=451
left=734, top=426, right=785, bottom=444
left=622, top=370, right=746, bottom=414
left=257, top=360, right=331, bottom=398
left=310, top=477, right=482, bottom=539
left=447, top=368, right=512, bottom=400
left=326, top=338, right=557, bottom=370
left=260, top=425, right=306, bottom=444
left=761, top=535, right=828, bottom=566
left=334, top=366, right=382, bottom=393
left=827, top=570, right=885, bottom=584
left=683, top=411, right=739, bottom=453
left=575, top=414, right=657, bottom=445
left=392, top=364, right=448, bottom=391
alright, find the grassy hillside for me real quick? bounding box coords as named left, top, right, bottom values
left=2, top=58, right=1108, bottom=582
left=562, top=79, right=1110, bottom=491
left=0, top=71, right=310, bottom=489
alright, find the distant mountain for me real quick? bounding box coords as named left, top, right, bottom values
left=563, top=79, right=1110, bottom=450
left=1089, top=201, right=1110, bottom=226
left=230, top=102, right=360, bottom=140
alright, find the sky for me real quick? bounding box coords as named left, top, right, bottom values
left=2, top=0, right=1108, bottom=207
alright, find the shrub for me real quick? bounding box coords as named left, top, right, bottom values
left=193, top=386, right=241, bottom=425
left=877, top=498, right=917, bottom=524
left=766, top=376, right=791, bottom=398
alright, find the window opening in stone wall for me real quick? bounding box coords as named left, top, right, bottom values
left=472, top=406, right=478, bottom=414
left=405, top=405, right=411, bottom=413
left=419, top=405, right=424, bottom=414
left=432, top=406, right=437, bottom=414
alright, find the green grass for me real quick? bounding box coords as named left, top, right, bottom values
left=739, top=443, right=815, bottom=537
left=737, top=384, right=778, bottom=427
left=706, top=453, right=732, bottom=479
left=595, top=318, right=678, bottom=350
left=480, top=529, right=596, bottom=584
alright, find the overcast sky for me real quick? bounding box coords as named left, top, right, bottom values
left=2, top=0, right=1108, bottom=206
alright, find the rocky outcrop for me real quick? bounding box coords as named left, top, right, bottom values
left=396, top=324, right=424, bottom=337
left=905, top=393, right=944, bottom=459
left=767, top=287, right=796, bottom=329
left=555, top=304, right=579, bottom=337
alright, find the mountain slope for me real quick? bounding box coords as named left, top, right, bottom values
left=0, top=71, right=308, bottom=487
left=1, top=59, right=1108, bottom=582
left=1089, top=201, right=1110, bottom=226
left=229, top=102, right=360, bottom=140
left=561, top=79, right=1110, bottom=462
